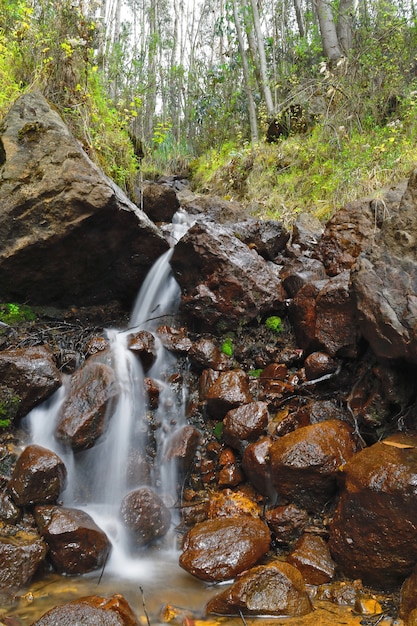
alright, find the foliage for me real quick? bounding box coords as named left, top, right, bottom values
left=221, top=337, right=234, bottom=356
left=248, top=368, right=263, bottom=377
left=0, top=303, right=35, bottom=325
left=265, top=316, right=283, bottom=333
left=0, top=389, right=20, bottom=429
left=213, top=421, right=223, bottom=440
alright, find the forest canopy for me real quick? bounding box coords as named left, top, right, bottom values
left=1, top=0, right=417, bottom=222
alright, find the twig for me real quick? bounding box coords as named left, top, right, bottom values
left=140, top=586, right=152, bottom=626
left=238, top=610, right=248, bottom=626
left=97, top=548, right=110, bottom=584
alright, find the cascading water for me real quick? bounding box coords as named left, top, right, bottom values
left=23, top=209, right=195, bottom=576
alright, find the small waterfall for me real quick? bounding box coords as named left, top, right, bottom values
left=24, top=209, right=195, bottom=575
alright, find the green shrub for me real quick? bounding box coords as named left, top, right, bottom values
left=221, top=337, right=234, bottom=356
left=265, top=316, right=283, bottom=333
left=0, top=303, right=35, bottom=325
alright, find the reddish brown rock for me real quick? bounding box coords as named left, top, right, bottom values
left=304, top=352, right=337, bottom=381
left=127, top=330, right=156, bottom=371
left=400, top=566, right=417, bottom=622
left=8, top=445, right=67, bottom=507
left=289, top=281, right=326, bottom=353
left=223, top=401, right=269, bottom=449
left=0, top=345, right=61, bottom=419
left=84, top=336, right=109, bottom=357
left=32, top=594, right=140, bottom=626
left=34, top=505, right=110, bottom=575
left=297, top=399, right=349, bottom=425
left=206, top=489, right=261, bottom=519
left=188, top=338, right=231, bottom=371
left=120, top=487, right=171, bottom=549
left=206, top=561, right=312, bottom=616
left=265, top=503, right=309, bottom=545
left=329, top=433, right=417, bottom=587
left=232, top=218, right=290, bottom=260
left=242, top=436, right=274, bottom=497
left=144, top=377, right=160, bottom=408
left=163, top=425, right=200, bottom=475
left=170, top=221, right=286, bottom=331
left=56, top=358, right=118, bottom=451
left=288, top=533, right=336, bottom=584
left=0, top=491, right=21, bottom=523
left=291, top=212, right=324, bottom=252
left=205, top=370, right=252, bottom=419
left=179, top=516, right=270, bottom=582
left=140, top=181, right=180, bottom=223
left=0, top=526, right=47, bottom=590
left=270, top=420, right=357, bottom=511
left=280, top=256, right=327, bottom=297
left=156, top=325, right=192, bottom=354
left=217, top=462, right=244, bottom=487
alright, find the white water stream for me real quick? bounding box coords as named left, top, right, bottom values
left=23, top=209, right=195, bottom=577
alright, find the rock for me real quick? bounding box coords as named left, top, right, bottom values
left=0, top=91, right=168, bottom=308
left=0, top=345, right=61, bottom=419
left=288, top=533, right=336, bottom=584
left=205, top=370, right=252, bottom=419
left=188, top=338, right=231, bottom=371
left=304, top=352, right=338, bottom=381
left=223, top=401, right=269, bottom=450
left=280, top=256, right=327, bottom=297
left=316, top=580, right=363, bottom=605
left=231, top=218, right=290, bottom=260
left=120, top=487, right=171, bottom=548
left=242, top=436, right=275, bottom=497
left=206, top=561, right=312, bottom=616
left=180, top=194, right=248, bottom=223
left=32, top=594, right=140, bottom=626
left=163, top=425, right=200, bottom=475
left=156, top=325, right=192, bottom=354
left=170, top=221, right=286, bottom=331
left=270, top=420, right=357, bottom=511
left=289, top=272, right=360, bottom=357
left=0, top=491, right=21, bottom=523
left=329, top=433, right=417, bottom=587
left=138, top=181, right=180, bottom=223
left=400, top=566, right=417, bottom=622
left=127, top=330, right=157, bottom=371
left=8, top=445, right=67, bottom=506
left=179, top=516, right=270, bottom=582
left=56, top=357, right=118, bottom=451
left=265, top=503, right=309, bottom=546
left=34, top=505, right=111, bottom=575
left=0, top=525, right=47, bottom=590
left=206, top=489, right=261, bottom=519
left=291, top=212, right=324, bottom=252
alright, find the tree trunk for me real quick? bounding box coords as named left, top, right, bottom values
left=232, top=0, right=259, bottom=145
left=314, top=0, right=343, bottom=63
left=293, top=0, right=305, bottom=38
left=249, top=0, right=274, bottom=117
left=336, top=0, right=353, bottom=54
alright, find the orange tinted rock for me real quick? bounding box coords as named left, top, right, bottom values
left=288, top=533, right=336, bottom=584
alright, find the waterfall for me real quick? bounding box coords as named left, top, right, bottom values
left=23, top=209, right=195, bottom=575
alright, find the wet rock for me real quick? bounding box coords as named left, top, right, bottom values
left=316, top=580, right=363, bottom=605
left=156, top=325, right=192, bottom=353
left=242, top=436, right=274, bottom=497
left=84, top=335, right=109, bottom=357
left=8, top=445, right=67, bottom=506
left=180, top=194, right=248, bottom=224
left=0, top=490, right=21, bottom=523
left=297, top=399, right=349, bottom=425
left=188, top=338, right=231, bottom=371
left=270, top=420, right=357, bottom=511
left=56, top=358, right=118, bottom=451
left=0, top=524, right=47, bottom=590
left=0, top=345, right=61, bottom=419
left=291, top=212, right=324, bottom=252
left=205, top=370, right=252, bottom=419
left=139, top=181, right=180, bottom=223
left=223, top=401, right=269, bottom=450
left=34, top=505, right=110, bottom=575
left=127, top=330, right=157, bottom=371
left=179, top=516, right=270, bottom=582
left=314, top=199, right=376, bottom=276
left=144, top=377, right=160, bottom=408
left=280, top=256, right=327, bottom=297
left=217, top=459, right=244, bottom=487
left=0, top=91, right=169, bottom=308
left=206, top=560, right=312, bottom=616
left=32, top=594, right=140, bottom=626
left=125, top=451, right=151, bottom=488
left=329, top=433, right=417, bottom=587
left=231, top=218, right=290, bottom=260
left=120, top=487, right=171, bottom=548
left=288, top=533, right=336, bottom=584
left=265, top=503, right=309, bottom=546
left=207, top=489, right=261, bottom=519
left=170, top=221, right=286, bottom=331
left=400, top=565, right=417, bottom=622
left=289, top=272, right=359, bottom=357
left=304, top=352, right=338, bottom=381
left=163, top=425, right=200, bottom=475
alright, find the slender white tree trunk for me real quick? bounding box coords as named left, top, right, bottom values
left=249, top=0, right=274, bottom=117
left=314, top=0, right=343, bottom=63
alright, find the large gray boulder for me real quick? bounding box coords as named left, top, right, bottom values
left=0, top=91, right=169, bottom=308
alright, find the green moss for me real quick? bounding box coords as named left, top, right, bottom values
left=265, top=315, right=283, bottom=333
left=221, top=337, right=234, bottom=356
left=248, top=368, right=263, bottom=377
left=213, top=421, right=223, bottom=440
left=0, top=387, right=20, bottom=428
left=0, top=303, right=36, bottom=325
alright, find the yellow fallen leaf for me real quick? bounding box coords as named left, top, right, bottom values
left=381, top=440, right=414, bottom=449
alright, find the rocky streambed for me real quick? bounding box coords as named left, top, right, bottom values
left=1, top=92, right=417, bottom=625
